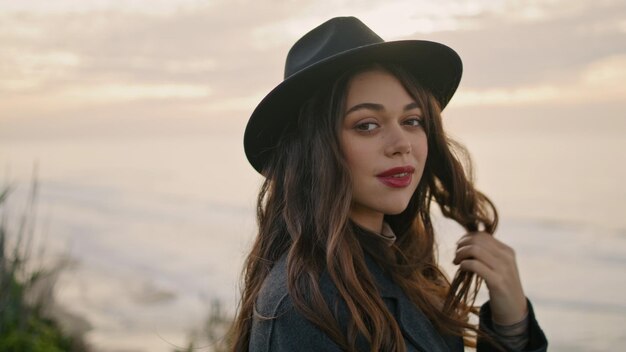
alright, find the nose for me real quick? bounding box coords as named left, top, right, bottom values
left=384, top=124, right=412, bottom=157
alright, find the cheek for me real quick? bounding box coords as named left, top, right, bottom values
left=341, top=139, right=371, bottom=172
left=413, top=136, right=428, bottom=159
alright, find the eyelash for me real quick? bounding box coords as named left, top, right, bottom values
left=355, top=122, right=378, bottom=132
left=404, top=117, right=424, bottom=127
left=355, top=117, right=424, bottom=133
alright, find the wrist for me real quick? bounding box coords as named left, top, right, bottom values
left=491, top=298, right=528, bottom=326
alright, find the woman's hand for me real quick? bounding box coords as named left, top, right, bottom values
left=453, top=231, right=528, bottom=325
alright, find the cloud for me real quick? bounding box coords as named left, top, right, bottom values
left=0, top=0, right=508, bottom=95
left=61, top=83, right=212, bottom=101
left=0, top=0, right=209, bottom=15
left=0, top=50, right=81, bottom=92
left=0, top=1, right=312, bottom=97
left=0, top=0, right=624, bottom=127
left=251, top=0, right=499, bottom=44
left=454, top=54, right=626, bottom=107
left=422, top=0, right=626, bottom=90
left=581, top=54, right=626, bottom=85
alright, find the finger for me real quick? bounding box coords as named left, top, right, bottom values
left=453, top=244, right=499, bottom=270
left=457, top=259, right=498, bottom=285
left=457, top=232, right=513, bottom=262
left=456, top=231, right=492, bottom=246
left=460, top=243, right=518, bottom=277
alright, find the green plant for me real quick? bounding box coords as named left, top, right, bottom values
left=0, top=174, right=88, bottom=351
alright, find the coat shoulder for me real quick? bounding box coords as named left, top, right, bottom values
left=254, top=255, right=291, bottom=318
left=250, top=255, right=344, bottom=351
left=255, top=255, right=340, bottom=317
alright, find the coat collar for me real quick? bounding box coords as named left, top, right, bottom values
left=363, top=254, right=455, bottom=352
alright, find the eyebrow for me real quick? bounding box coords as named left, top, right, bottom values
left=344, top=102, right=420, bottom=116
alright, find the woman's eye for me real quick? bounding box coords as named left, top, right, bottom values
left=404, top=117, right=423, bottom=127
left=355, top=122, right=379, bottom=132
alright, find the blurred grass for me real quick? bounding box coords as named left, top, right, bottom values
left=0, top=171, right=88, bottom=351
left=174, top=299, right=232, bottom=352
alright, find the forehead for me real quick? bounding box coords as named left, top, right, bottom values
left=344, top=68, right=415, bottom=108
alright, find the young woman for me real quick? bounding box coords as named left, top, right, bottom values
left=231, top=17, right=548, bottom=352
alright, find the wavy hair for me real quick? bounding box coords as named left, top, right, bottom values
left=229, top=63, right=500, bottom=351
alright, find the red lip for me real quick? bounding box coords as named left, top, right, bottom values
left=376, top=166, right=415, bottom=188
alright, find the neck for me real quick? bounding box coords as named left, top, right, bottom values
left=349, top=206, right=384, bottom=234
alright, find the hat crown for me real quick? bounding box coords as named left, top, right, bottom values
left=284, top=17, right=383, bottom=79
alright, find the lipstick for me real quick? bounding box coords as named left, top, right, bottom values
left=376, top=166, right=415, bottom=188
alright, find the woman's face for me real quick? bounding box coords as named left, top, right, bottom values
left=340, top=68, right=428, bottom=232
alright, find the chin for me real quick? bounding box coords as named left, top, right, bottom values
left=380, top=201, right=412, bottom=215
left=386, top=208, right=409, bottom=216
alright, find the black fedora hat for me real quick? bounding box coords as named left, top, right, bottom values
left=244, top=16, right=462, bottom=175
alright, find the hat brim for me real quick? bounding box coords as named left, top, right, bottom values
left=244, top=40, right=462, bottom=175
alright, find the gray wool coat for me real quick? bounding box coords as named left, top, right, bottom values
left=249, top=253, right=548, bottom=352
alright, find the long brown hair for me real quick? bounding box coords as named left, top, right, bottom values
left=229, top=63, right=500, bottom=351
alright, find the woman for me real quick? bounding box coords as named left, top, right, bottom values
left=231, top=17, right=548, bottom=352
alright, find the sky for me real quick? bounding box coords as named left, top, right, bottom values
left=1, top=0, right=624, bottom=141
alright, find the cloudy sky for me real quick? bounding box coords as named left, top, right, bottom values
left=1, top=0, right=624, bottom=142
